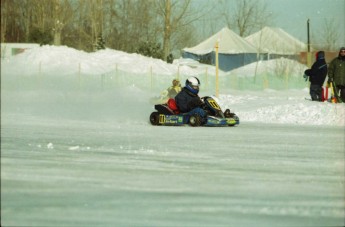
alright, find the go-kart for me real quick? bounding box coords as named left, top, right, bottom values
left=149, top=96, right=239, bottom=127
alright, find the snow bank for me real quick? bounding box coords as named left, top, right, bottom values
left=1, top=45, right=203, bottom=77
left=227, top=58, right=308, bottom=78
left=218, top=89, right=345, bottom=126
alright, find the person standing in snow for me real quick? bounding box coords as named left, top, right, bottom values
left=327, top=47, right=345, bottom=101
left=175, top=77, right=207, bottom=122
left=304, top=51, right=328, bottom=101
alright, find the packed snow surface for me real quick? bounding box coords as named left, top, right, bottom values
left=1, top=45, right=344, bottom=226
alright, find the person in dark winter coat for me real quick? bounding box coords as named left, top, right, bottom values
left=328, top=47, right=345, bottom=101
left=175, top=77, right=207, bottom=123
left=304, top=51, right=328, bottom=101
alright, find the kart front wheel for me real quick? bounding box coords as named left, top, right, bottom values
left=189, top=114, right=202, bottom=127
left=150, top=112, right=160, bottom=125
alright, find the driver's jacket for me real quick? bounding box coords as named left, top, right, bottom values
left=175, top=87, right=202, bottom=113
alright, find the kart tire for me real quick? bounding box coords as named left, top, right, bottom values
left=150, top=112, right=160, bottom=125
left=189, top=114, right=202, bottom=127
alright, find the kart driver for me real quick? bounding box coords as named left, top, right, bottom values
left=175, top=76, right=207, bottom=122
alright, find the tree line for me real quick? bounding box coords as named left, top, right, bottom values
left=1, top=0, right=278, bottom=60
left=1, top=0, right=208, bottom=61
left=3, top=0, right=337, bottom=61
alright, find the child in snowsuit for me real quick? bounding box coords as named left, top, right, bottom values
left=304, top=51, right=328, bottom=101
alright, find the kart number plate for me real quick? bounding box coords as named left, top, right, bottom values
left=159, top=114, right=166, bottom=124
left=159, top=115, right=183, bottom=124
left=208, top=99, right=221, bottom=110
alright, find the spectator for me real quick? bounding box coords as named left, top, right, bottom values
left=304, top=51, right=328, bottom=101
left=328, top=47, right=345, bottom=101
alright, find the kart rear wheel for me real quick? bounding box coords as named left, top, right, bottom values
left=150, top=112, right=160, bottom=125
left=189, top=114, right=202, bottom=127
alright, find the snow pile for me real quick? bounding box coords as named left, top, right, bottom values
left=227, top=58, right=307, bottom=78
left=238, top=102, right=345, bottom=125
left=2, top=45, right=89, bottom=76
left=218, top=89, right=345, bottom=126
left=173, top=57, right=223, bottom=76
left=1, top=45, right=202, bottom=77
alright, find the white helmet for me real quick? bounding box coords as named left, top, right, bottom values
left=185, top=77, right=200, bottom=94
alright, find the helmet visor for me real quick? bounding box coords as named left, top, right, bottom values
left=191, top=85, right=199, bottom=90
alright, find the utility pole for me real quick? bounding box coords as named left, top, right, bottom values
left=307, top=19, right=312, bottom=67
left=307, top=19, right=310, bottom=52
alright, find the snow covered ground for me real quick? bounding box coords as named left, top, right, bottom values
left=1, top=46, right=344, bottom=226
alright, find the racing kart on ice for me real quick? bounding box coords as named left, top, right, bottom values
left=149, top=96, right=239, bottom=127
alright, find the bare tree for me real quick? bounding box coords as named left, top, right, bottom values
left=102, top=0, right=118, bottom=48
left=51, top=0, right=74, bottom=46
left=162, top=0, right=172, bottom=61
left=157, top=0, right=209, bottom=60
left=0, top=0, right=9, bottom=43
left=1, top=0, right=25, bottom=43
left=30, top=0, right=51, bottom=31
left=88, top=0, right=104, bottom=50
left=317, top=19, right=340, bottom=51
left=0, top=0, right=207, bottom=56
left=220, top=0, right=272, bottom=37
left=11, top=0, right=32, bottom=42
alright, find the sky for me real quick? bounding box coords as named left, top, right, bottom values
left=196, top=0, right=345, bottom=50
left=265, top=0, right=345, bottom=45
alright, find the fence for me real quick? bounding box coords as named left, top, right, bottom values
left=1, top=62, right=307, bottom=94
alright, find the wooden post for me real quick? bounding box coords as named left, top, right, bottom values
left=101, top=74, right=105, bottom=90
left=215, top=40, right=219, bottom=97
left=38, top=61, right=42, bottom=88
left=78, top=63, right=81, bottom=88
left=205, top=67, right=208, bottom=92
left=115, top=63, right=118, bottom=86
left=39, top=61, right=42, bottom=76
left=150, top=65, right=153, bottom=91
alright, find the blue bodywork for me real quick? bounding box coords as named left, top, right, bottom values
left=150, top=97, right=240, bottom=127
left=156, top=113, right=239, bottom=126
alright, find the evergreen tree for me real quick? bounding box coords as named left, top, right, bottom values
left=95, top=36, right=105, bottom=50
left=135, top=41, right=163, bottom=59
left=167, top=53, right=174, bottom=64
left=29, top=28, right=53, bottom=46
